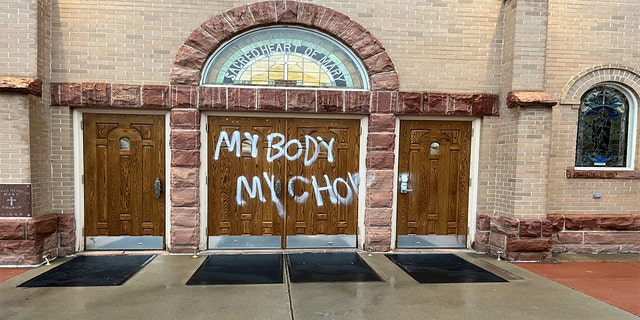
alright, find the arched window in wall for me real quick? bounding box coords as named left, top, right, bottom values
left=201, top=26, right=369, bottom=90
left=575, top=83, right=637, bottom=168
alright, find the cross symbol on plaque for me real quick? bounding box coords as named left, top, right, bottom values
left=273, top=54, right=297, bottom=81
left=7, top=197, right=16, bottom=207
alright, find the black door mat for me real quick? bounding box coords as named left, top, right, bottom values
left=287, top=252, right=383, bottom=283
left=18, top=255, right=155, bottom=287
left=186, top=254, right=283, bottom=285
left=386, top=254, right=507, bottom=283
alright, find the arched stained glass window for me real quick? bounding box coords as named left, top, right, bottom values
left=201, top=26, right=369, bottom=90
left=575, top=84, right=637, bottom=168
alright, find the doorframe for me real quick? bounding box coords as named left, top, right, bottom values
left=390, top=116, right=481, bottom=249
left=72, top=109, right=172, bottom=252
left=200, top=112, right=368, bottom=250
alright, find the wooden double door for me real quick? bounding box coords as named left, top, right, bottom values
left=83, top=113, right=165, bottom=250
left=396, top=120, right=472, bottom=248
left=207, top=117, right=360, bottom=249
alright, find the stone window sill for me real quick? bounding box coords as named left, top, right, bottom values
left=566, top=169, right=640, bottom=179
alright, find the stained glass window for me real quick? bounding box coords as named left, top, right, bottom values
left=201, top=26, right=368, bottom=89
left=575, top=84, right=631, bottom=167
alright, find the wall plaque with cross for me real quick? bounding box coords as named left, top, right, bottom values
left=0, top=184, right=32, bottom=217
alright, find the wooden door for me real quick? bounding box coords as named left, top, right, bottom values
left=284, top=119, right=360, bottom=248
left=83, top=114, right=165, bottom=249
left=207, top=117, right=360, bottom=249
left=396, top=120, right=471, bottom=248
left=207, top=117, right=285, bottom=248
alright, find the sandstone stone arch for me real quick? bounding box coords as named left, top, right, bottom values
left=169, top=0, right=399, bottom=91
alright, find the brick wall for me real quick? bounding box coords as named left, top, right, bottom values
left=544, top=1, right=640, bottom=215
left=50, top=0, right=503, bottom=93
left=0, top=0, right=38, bottom=76
left=0, top=95, right=31, bottom=183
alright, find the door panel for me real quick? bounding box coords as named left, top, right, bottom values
left=397, top=120, right=471, bottom=248
left=83, top=114, right=165, bottom=249
left=207, top=117, right=360, bottom=249
left=285, top=119, right=360, bottom=248
left=207, top=117, right=285, bottom=246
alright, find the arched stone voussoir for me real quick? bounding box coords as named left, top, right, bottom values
left=170, top=0, right=398, bottom=90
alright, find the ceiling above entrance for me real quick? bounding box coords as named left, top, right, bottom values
left=201, top=26, right=369, bottom=90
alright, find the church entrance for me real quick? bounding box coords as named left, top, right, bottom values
left=396, top=120, right=472, bottom=248
left=207, top=116, right=360, bottom=249
left=82, top=113, right=166, bottom=250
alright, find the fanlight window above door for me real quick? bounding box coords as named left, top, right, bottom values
left=201, top=26, right=369, bottom=90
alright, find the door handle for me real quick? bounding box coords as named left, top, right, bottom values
left=274, top=179, right=282, bottom=199
left=399, top=173, right=412, bottom=194
left=154, top=178, right=162, bottom=198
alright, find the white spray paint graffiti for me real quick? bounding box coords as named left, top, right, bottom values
left=236, top=172, right=360, bottom=217
left=215, top=130, right=358, bottom=217
left=214, top=130, right=335, bottom=166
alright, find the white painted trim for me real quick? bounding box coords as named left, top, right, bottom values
left=199, top=114, right=208, bottom=250
left=163, top=114, right=172, bottom=251
left=357, top=116, right=368, bottom=250
left=391, top=116, right=480, bottom=250
left=72, top=109, right=171, bottom=252
left=72, top=109, right=84, bottom=252
left=390, top=118, right=401, bottom=250
left=468, top=118, right=482, bottom=248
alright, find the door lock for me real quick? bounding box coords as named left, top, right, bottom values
left=399, top=173, right=412, bottom=194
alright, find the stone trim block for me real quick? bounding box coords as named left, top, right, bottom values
left=112, top=84, right=141, bottom=108
left=365, top=226, right=391, bottom=251
left=170, top=188, right=199, bottom=207
left=366, top=151, right=395, bottom=170
left=171, top=86, right=198, bottom=109
left=171, top=150, right=200, bottom=168
left=367, top=133, right=395, bottom=151
left=0, top=77, right=42, bottom=96
left=368, top=113, right=395, bottom=132
left=142, top=85, right=171, bottom=109
left=506, top=91, right=557, bottom=108
left=258, top=88, right=287, bottom=111
left=345, top=91, right=370, bottom=114
left=50, top=82, right=498, bottom=118
left=82, top=83, right=111, bottom=107
left=316, top=90, right=344, bottom=113
left=171, top=167, right=200, bottom=188
left=170, top=130, right=200, bottom=150
left=565, top=169, right=640, bottom=180
left=170, top=109, right=200, bottom=129
left=477, top=214, right=640, bottom=259
left=0, top=214, right=63, bottom=266
left=199, top=86, right=226, bottom=110
left=371, top=91, right=397, bottom=113
left=287, top=90, right=316, bottom=112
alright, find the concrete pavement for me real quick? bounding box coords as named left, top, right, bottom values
left=0, top=252, right=638, bottom=320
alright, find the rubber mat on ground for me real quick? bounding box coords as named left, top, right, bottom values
left=186, top=254, right=283, bottom=285
left=287, top=252, right=383, bottom=283
left=386, top=253, right=507, bottom=283
left=18, top=255, right=155, bottom=287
